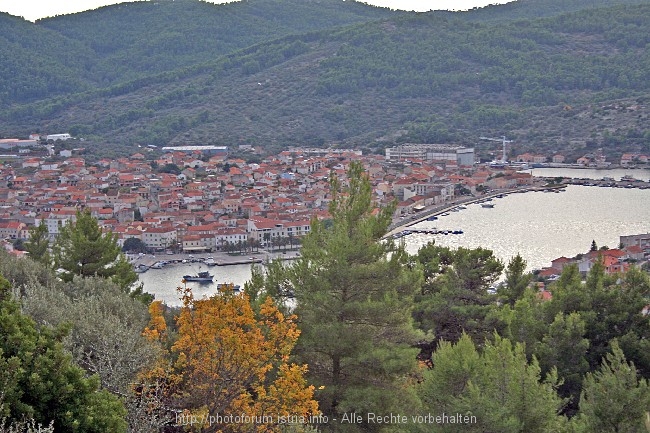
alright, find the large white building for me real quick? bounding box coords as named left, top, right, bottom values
left=161, top=145, right=228, bottom=156
left=46, top=133, right=72, bottom=141
left=247, top=218, right=311, bottom=247
left=35, top=209, right=78, bottom=240
left=142, top=227, right=177, bottom=250
left=385, top=144, right=475, bottom=166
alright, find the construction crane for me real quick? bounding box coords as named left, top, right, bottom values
left=479, top=136, right=513, bottom=163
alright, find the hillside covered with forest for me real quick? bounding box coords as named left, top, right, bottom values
left=1, top=0, right=650, bottom=159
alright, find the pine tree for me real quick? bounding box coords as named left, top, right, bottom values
left=23, top=221, right=50, bottom=265
left=412, top=243, right=503, bottom=353
left=576, top=341, right=650, bottom=433
left=419, top=333, right=567, bottom=433
left=0, top=274, right=127, bottom=433
left=287, top=162, right=423, bottom=428
left=534, top=312, right=590, bottom=413
left=51, top=209, right=140, bottom=294
left=500, top=253, right=532, bottom=305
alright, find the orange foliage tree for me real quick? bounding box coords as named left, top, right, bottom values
left=142, top=299, right=168, bottom=342
left=131, top=300, right=181, bottom=432
left=143, top=287, right=319, bottom=433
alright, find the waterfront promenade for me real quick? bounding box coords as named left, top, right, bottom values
left=130, top=249, right=300, bottom=271
left=386, top=175, right=649, bottom=238
left=385, top=185, right=544, bottom=237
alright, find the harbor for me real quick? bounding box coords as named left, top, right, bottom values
left=386, top=185, right=549, bottom=237
left=402, top=184, right=650, bottom=273
left=129, top=250, right=299, bottom=273
left=386, top=171, right=650, bottom=238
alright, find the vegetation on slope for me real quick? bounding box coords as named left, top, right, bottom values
left=1, top=168, right=650, bottom=431
left=1, top=0, right=398, bottom=106
left=1, top=0, right=649, bottom=158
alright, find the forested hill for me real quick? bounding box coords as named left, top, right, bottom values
left=37, top=0, right=400, bottom=87
left=0, top=13, right=98, bottom=103
left=2, top=0, right=650, bottom=158
left=440, top=0, right=650, bottom=22
left=1, top=0, right=399, bottom=105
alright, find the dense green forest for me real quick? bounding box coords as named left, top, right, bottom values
left=0, top=0, right=398, bottom=105
left=440, top=0, right=650, bottom=22
left=1, top=0, right=650, bottom=158
left=2, top=165, right=649, bottom=432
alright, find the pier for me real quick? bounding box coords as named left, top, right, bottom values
left=391, top=228, right=464, bottom=239
left=129, top=250, right=300, bottom=273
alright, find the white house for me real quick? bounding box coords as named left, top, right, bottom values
left=142, top=227, right=177, bottom=250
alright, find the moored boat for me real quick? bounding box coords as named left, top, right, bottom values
left=134, top=264, right=149, bottom=273
left=217, top=283, right=241, bottom=291
left=182, top=271, right=214, bottom=283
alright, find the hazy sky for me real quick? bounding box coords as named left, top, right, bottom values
left=1, top=0, right=515, bottom=22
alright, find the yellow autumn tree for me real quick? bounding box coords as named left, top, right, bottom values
left=171, top=287, right=318, bottom=433
left=131, top=300, right=182, bottom=432
left=142, top=300, right=168, bottom=342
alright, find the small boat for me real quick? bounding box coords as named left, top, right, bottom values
left=133, top=264, right=149, bottom=273
left=133, top=263, right=149, bottom=274
left=481, top=203, right=495, bottom=208
left=182, top=271, right=214, bottom=283
left=150, top=262, right=166, bottom=269
left=204, top=257, right=216, bottom=266
left=217, top=283, right=241, bottom=291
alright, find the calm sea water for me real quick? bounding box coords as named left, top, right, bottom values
left=530, top=167, right=650, bottom=181
left=142, top=178, right=650, bottom=305
left=139, top=262, right=257, bottom=306
left=404, top=185, right=650, bottom=272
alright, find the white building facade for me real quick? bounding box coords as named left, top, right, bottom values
left=385, top=144, right=475, bottom=166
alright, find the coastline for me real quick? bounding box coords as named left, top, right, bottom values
left=396, top=185, right=650, bottom=276
left=131, top=250, right=300, bottom=273
left=385, top=185, right=553, bottom=238
left=527, top=163, right=650, bottom=170
left=386, top=175, right=649, bottom=238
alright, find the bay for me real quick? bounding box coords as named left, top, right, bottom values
left=139, top=262, right=258, bottom=306
left=404, top=185, right=650, bottom=273
left=529, top=167, right=650, bottom=181
left=141, top=182, right=650, bottom=305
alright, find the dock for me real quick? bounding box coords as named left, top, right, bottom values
left=391, top=228, right=464, bottom=239
left=129, top=250, right=299, bottom=273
